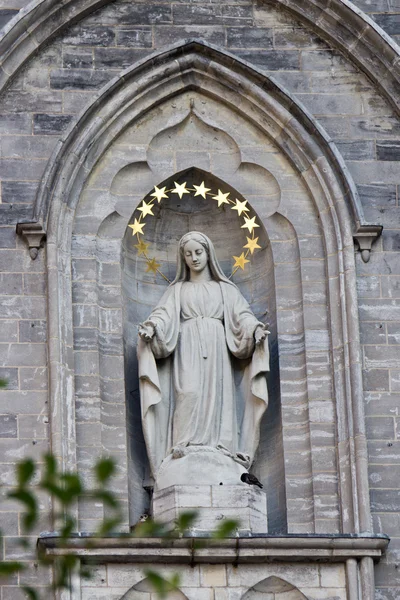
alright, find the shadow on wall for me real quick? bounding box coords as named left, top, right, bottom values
left=121, top=166, right=286, bottom=533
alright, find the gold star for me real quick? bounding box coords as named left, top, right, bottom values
left=146, top=257, right=161, bottom=274
left=243, top=236, right=261, bottom=255
left=231, top=198, right=249, bottom=216
left=241, top=216, right=260, bottom=234
left=193, top=181, right=211, bottom=199
left=233, top=252, right=250, bottom=271
left=128, top=218, right=146, bottom=236
left=134, top=239, right=150, bottom=256
left=150, top=186, right=168, bottom=203
left=212, top=189, right=230, bottom=207
left=171, top=181, right=190, bottom=199
left=137, top=200, right=154, bottom=217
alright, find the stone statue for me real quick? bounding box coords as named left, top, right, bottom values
left=137, top=231, right=269, bottom=491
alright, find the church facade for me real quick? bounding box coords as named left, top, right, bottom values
left=0, top=0, right=400, bottom=598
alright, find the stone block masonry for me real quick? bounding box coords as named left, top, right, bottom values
left=0, top=0, right=399, bottom=598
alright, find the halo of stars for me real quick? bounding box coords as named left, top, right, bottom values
left=128, top=181, right=262, bottom=282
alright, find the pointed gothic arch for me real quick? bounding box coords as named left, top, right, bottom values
left=242, top=575, right=308, bottom=599
left=39, top=40, right=373, bottom=535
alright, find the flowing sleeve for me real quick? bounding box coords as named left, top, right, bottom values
left=143, top=284, right=181, bottom=359
left=137, top=283, right=181, bottom=477
left=222, top=284, right=265, bottom=359
left=221, top=282, right=269, bottom=462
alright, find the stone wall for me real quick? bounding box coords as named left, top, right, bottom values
left=79, top=562, right=347, bottom=600
left=0, top=1, right=399, bottom=599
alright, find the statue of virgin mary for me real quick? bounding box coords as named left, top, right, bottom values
left=137, top=231, right=269, bottom=491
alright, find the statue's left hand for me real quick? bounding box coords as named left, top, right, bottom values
left=138, top=321, right=156, bottom=342
left=254, top=325, right=269, bottom=345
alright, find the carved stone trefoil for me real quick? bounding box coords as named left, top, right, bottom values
left=16, top=222, right=46, bottom=260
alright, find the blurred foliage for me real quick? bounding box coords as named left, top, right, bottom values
left=0, top=453, right=121, bottom=599
left=0, top=379, right=240, bottom=599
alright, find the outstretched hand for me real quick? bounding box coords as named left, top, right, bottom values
left=138, top=321, right=156, bottom=342
left=254, top=325, right=269, bottom=346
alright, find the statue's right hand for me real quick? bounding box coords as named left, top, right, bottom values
left=138, top=322, right=156, bottom=342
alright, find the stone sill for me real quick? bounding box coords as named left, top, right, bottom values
left=38, top=533, right=389, bottom=564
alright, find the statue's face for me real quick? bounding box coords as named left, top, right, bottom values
left=183, top=240, right=208, bottom=273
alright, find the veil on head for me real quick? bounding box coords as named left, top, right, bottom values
left=171, top=231, right=236, bottom=286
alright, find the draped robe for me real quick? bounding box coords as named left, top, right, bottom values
left=137, top=280, right=269, bottom=485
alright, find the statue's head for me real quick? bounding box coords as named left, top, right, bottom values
left=178, top=231, right=209, bottom=252
left=172, top=231, right=235, bottom=287
left=181, top=235, right=209, bottom=276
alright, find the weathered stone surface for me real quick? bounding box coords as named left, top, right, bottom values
left=116, top=27, right=152, bottom=48
left=33, top=114, right=73, bottom=135
left=153, top=485, right=268, bottom=534
left=366, top=416, right=395, bottom=440
left=50, top=69, right=114, bottom=90
left=63, top=47, right=93, bottom=69
left=0, top=114, right=31, bottom=134
left=358, top=183, right=397, bottom=208
left=0, top=414, right=17, bottom=438
left=235, top=49, right=300, bottom=70
left=1, top=181, right=37, bottom=205
left=363, top=369, right=390, bottom=392
left=0, top=9, right=18, bottom=28
left=172, top=4, right=252, bottom=26
left=336, top=140, right=375, bottom=161
left=63, top=25, right=116, bottom=47
left=94, top=48, right=149, bottom=69
left=373, top=13, right=400, bottom=35
left=154, top=25, right=225, bottom=48
left=227, top=27, right=273, bottom=48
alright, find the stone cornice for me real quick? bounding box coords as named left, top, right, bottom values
left=38, top=534, right=390, bottom=564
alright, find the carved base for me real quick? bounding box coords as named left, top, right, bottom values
left=154, top=446, right=248, bottom=491
left=152, top=484, right=268, bottom=534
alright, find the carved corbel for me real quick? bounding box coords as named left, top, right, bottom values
left=353, top=225, right=382, bottom=263
left=16, top=222, right=46, bottom=260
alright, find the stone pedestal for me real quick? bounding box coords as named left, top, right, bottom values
left=152, top=485, right=268, bottom=534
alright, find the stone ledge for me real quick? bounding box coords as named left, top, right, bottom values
left=37, top=534, right=390, bottom=564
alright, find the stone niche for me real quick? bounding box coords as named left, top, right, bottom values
left=120, top=162, right=284, bottom=534
left=68, top=83, right=355, bottom=535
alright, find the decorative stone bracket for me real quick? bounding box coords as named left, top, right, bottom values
left=353, top=225, right=383, bottom=263
left=16, top=222, right=46, bottom=259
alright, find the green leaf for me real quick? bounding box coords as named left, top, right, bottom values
left=133, top=519, right=170, bottom=538
left=0, top=561, right=24, bottom=576
left=94, top=458, right=115, bottom=483
left=211, top=519, right=239, bottom=539
left=22, top=586, right=39, bottom=600
left=92, top=490, right=120, bottom=510
left=53, top=554, right=79, bottom=591
left=0, top=378, right=7, bottom=388
left=96, top=517, right=123, bottom=537
left=7, top=489, right=36, bottom=510
left=7, top=490, right=37, bottom=533
left=144, top=569, right=181, bottom=600
left=43, top=454, right=57, bottom=478
left=60, top=473, right=83, bottom=501
left=16, top=459, right=36, bottom=486
left=174, top=510, right=197, bottom=534
left=60, top=516, right=75, bottom=540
